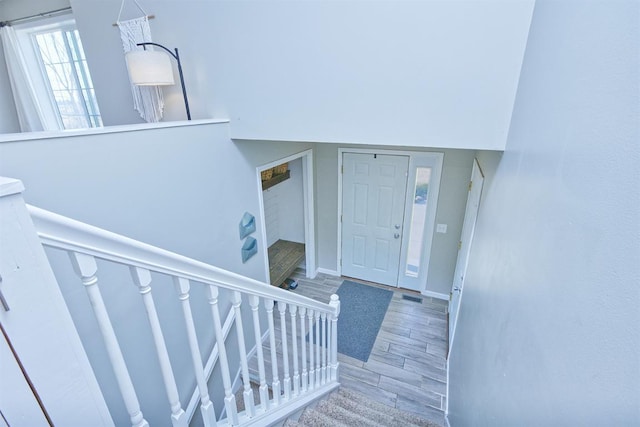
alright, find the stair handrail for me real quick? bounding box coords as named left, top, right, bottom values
left=27, top=205, right=336, bottom=316
left=27, top=204, right=340, bottom=426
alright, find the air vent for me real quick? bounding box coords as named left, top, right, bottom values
left=401, top=294, right=423, bottom=304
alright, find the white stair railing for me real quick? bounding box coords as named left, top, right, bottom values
left=290, top=305, right=300, bottom=397
left=69, top=252, right=151, bottom=427
left=249, top=295, right=270, bottom=412
left=175, top=277, right=218, bottom=426
left=131, top=266, right=187, bottom=427
left=25, top=204, right=340, bottom=427
left=299, top=307, right=308, bottom=393
left=278, top=302, right=291, bottom=400
left=232, top=291, right=255, bottom=418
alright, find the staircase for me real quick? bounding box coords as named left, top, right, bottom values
left=0, top=177, right=340, bottom=427
left=284, top=388, right=439, bottom=427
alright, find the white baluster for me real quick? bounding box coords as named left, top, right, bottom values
left=278, top=301, right=291, bottom=401
left=232, top=291, right=255, bottom=418
left=130, top=267, right=186, bottom=427
left=207, top=285, right=238, bottom=425
left=329, top=295, right=341, bottom=381
left=249, top=295, right=269, bottom=411
left=321, top=312, right=327, bottom=385
left=289, top=305, right=300, bottom=397
left=299, top=307, right=308, bottom=393
left=264, top=299, right=281, bottom=404
left=173, top=278, right=217, bottom=427
left=327, top=310, right=332, bottom=383
left=69, top=252, right=149, bottom=427
left=307, top=309, right=315, bottom=390
left=315, top=311, right=321, bottom=386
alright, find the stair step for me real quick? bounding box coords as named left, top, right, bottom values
left=285, top=387, right=440, bottom=427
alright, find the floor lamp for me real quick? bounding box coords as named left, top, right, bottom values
left=125, top=42, right=191, bottom=120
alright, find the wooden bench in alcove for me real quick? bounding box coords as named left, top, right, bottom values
left=268, top=239, right=305, bottom=287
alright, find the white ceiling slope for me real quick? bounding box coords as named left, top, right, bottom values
left=207, top=0, right=535, bottom=150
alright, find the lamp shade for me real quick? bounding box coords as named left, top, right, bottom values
left=125, top=50, right=175, bottom=86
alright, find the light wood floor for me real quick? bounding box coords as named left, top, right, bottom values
left=289, top=270, right=448, bottom=426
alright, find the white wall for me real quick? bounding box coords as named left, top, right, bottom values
left=0, top=0, right=70, bottom=21
left=448, top=1, right=640, bottom=424
left=263, top=188, right=279, bottom=247
left=263, top=157, right=305, bottom=247
left=314, top=143, right=475, bottom=295
left=68, top=0, right=533, bottom=151
left=315, top=143, right=341, bottom=272
left=0, top=123, right=265, bottom=278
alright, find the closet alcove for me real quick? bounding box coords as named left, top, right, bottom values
left=262, top=158, right=305, bottom=288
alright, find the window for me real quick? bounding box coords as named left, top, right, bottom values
left=404, top=167, right=432, bottom=277
left=32, top=26, right=102, bottom=129
left=12, top=16, right=102, bottom=130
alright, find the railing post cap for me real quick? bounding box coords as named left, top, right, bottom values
left=329, top=294, right=340, bottom=316
left=0, top=177, right=25, bottom=197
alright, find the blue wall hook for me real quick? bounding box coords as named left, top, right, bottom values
left=239, top=212, right=256, bottom=239
left=241, top=236, right=258, bottom=263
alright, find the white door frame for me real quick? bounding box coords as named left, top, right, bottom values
left=445, top=158, right=484, bottom=419
left=448, top=158, right=484, bottom=350
left=337, top=148, right=444, bottom=292
left=256, top=149, right=317, bottom=282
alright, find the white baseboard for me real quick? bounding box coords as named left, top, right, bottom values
left=445, top=356, right=451, bottom=423
left=316, top=268, right=339, bottom=277
left=421, top=290, right=449, bottom=301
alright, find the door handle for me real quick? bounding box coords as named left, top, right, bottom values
left=394, top=233, right=400, bottom=239
left=394, top=224, right=401, bottom=230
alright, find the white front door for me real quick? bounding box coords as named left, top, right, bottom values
left=341, top=153, right=409, bottom=286
left=449, top=159, right=484, bottom=348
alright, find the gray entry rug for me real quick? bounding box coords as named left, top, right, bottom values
left=334, top=280, right=393, bottom=362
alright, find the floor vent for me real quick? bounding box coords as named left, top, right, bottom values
left=401, top=294, right=423, bottom=304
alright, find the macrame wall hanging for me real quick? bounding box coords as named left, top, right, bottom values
left=116, top=0, right=164, bottom=123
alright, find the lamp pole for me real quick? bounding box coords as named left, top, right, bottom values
left=136, top=42, right=191, bottom=120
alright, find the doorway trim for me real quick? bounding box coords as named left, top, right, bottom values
left=256, top=149, right=316, bottom=282
left=337, top=148, right=444, bottom=292
left=445, top=157, right=484, bottom=419
left=448, top=158, right=484, bottom=350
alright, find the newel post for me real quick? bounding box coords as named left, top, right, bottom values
left=329, top=294, right=340, bottom=381
left=0, top=177, right=114, bottom=425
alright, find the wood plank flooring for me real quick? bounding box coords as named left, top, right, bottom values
left=289, top=270, right=448, bottom=426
